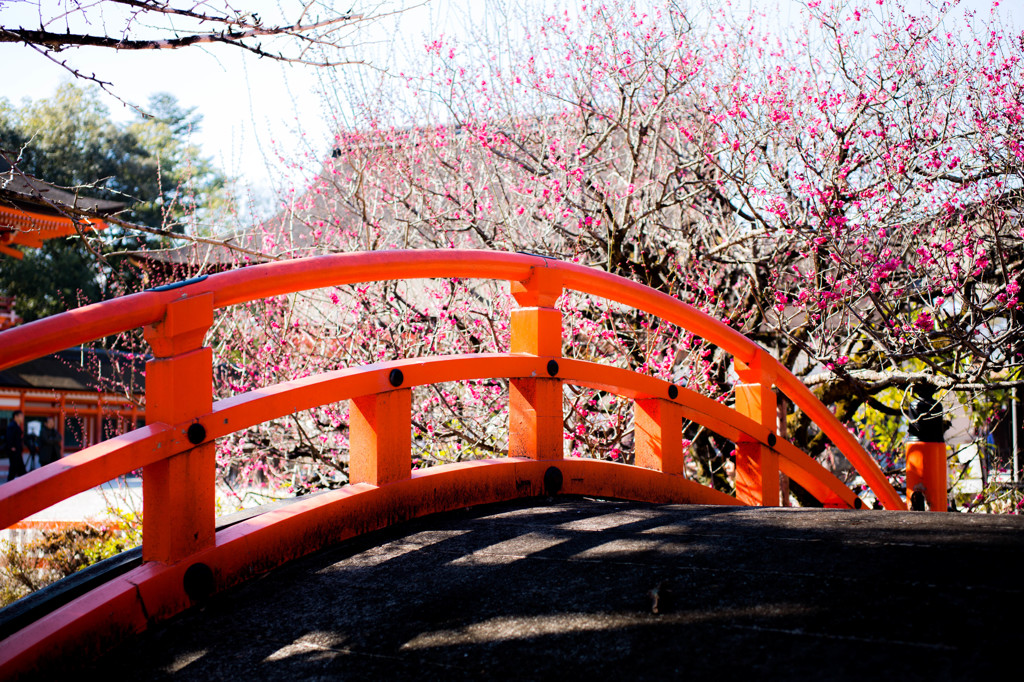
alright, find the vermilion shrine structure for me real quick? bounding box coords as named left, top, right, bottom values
left=0, top=250, right=949, bottom=676
left=1, top=161, right=141, bottom=461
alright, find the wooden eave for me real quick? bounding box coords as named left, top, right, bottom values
left=0, top=203, right=110, bottom=259
left=0, top=159, right=124, bottom=259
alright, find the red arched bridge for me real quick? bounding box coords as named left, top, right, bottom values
left=0, top=250, right=915, bottom=674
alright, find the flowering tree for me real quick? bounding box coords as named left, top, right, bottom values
left=177, top=0, right=1023, bottom=504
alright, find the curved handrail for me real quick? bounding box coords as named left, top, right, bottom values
left=0, top=250, right=901, bottom=509
left=0, top=251, right=756, bottom=370
left=0, top=425, right=177, bottom=529
left=2, top=354, right=859, bottom=530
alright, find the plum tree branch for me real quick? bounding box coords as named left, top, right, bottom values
left=0, top=1, right=418, bottom=68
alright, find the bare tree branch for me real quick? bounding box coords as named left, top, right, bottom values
left=0, top=1, right=414, bottom=69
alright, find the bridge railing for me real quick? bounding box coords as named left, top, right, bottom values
left=0, top=251, right=905, bottom=568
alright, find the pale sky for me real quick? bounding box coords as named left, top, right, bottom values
left=0, top=0, right=1018, bottom=216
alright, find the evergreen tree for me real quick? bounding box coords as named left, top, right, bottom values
left=0, top=84, right=230, bottom=320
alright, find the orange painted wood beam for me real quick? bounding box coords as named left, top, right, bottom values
left=349, top=389, right=412, bottom=485
left=0, top=250, right=903, bottom=514
left=2, top=353, right=862, bottom=534
left=905, top=442, right=948, bottom=512
left=141, top=293, right=216, bottom=563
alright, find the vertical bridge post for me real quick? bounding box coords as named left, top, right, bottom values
left=635, top=395, right=684, bottom=475
left=905, top=385, right=947, bottom=512
left=509, top=266, right=563, bottom=460
left=734, top=351, right=780, bottom=506
left=905, top=442, right=947, bottom=512
left=349, top=386, right=412, bottom=486
left=142, top=293, right=215, bottom=563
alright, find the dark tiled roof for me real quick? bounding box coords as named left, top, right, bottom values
left=0, top=158, right=126, bottom=215
left=0, top=348, right=145, bottom=394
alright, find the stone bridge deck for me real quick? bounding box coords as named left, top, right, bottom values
left=75, top=499, right=1024, bottom=681
left=2, top=250, right=946, bottom=677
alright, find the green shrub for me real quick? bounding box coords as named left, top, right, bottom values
left=0, top=510, right=141, bottom=608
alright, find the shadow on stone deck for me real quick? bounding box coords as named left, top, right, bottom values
left=79, top=498, right=1024, bottom=681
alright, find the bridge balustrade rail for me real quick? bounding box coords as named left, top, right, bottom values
left=0, top=250, right=904, bottom=675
